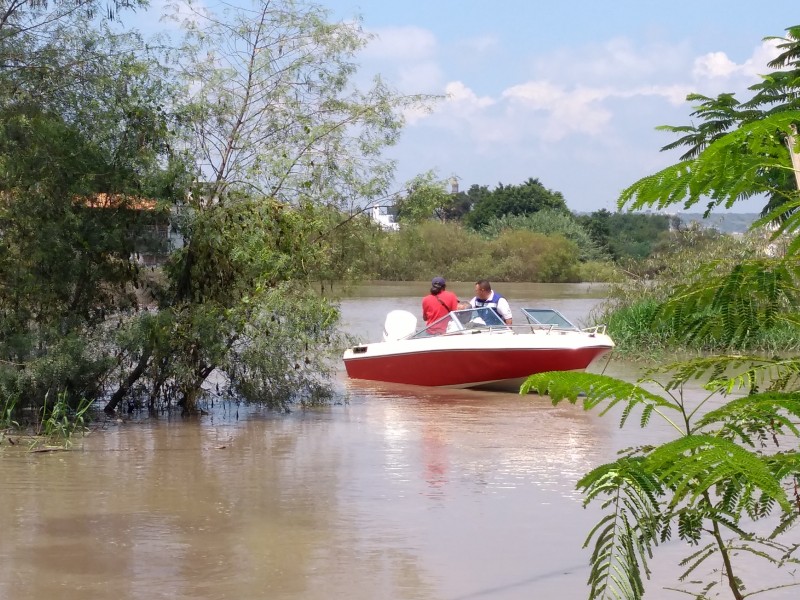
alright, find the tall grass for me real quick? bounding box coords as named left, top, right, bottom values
left=33, top=391, right=92, bottom=448
left=596, top=226, right=800, bottom=359
left=1, top=395, right=19, bottom=430
left=602, top=300, right=675, bottom=359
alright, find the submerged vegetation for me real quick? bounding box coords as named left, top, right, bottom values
left=2, top=2, right=800, bottom=598
left=0, top=0, right=709, bottom=429
left=1, top=390, right=90, bottom=449
left=0, top=0, right=421, bottom=423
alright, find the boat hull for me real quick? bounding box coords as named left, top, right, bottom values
left=343, top=333, right=613, bottom=390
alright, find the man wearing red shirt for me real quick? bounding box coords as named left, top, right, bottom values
left=422, top=276, right=459, bottom=334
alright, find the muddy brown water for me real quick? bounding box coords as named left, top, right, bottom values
left=1, top=283, right=796, bottom=599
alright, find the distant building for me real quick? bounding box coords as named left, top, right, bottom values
left=449, top=176, right=459, bottom=194
left=75, top=193, right=182, bottom=266
left=371, top=204, right=400, bottom=231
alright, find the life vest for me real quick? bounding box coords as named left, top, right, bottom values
left=473, top=291, right=504, bottom=310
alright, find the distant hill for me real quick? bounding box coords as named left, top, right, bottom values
left=676, top=212, right=759, bottom=234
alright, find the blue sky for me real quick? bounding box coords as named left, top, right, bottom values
left=133, top=1, right=799, bottom=213
left=319, top=1, right=798, bottom=213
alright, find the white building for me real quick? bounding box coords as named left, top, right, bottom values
left=371, top=205, right=400, bottom=231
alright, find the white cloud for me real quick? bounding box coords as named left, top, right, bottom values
left=410, top=74, right=695, bottom=153
left=621, top=84, right=693, bottom=105
left=601, top=37, right=662, bottom=76
left=411, top=82, right=510, bottom=146
left=396, top=61, right=444, bottom=94
left=501, top=82, right=612, bottom=141
left=693, top=51, right=739, bottom=78
left=413, top=34, right=782, bottom=150
left=357, top=26, right=442, bottom=94
left=445, top=81, right=495, bottom=111
left=693, top=39, right=781, bottom=82
left=362, top=18, right=796, bottom=212
left=746, top=39, right=782, bottom=76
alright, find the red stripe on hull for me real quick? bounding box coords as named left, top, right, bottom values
left=344, top=347, right=610, bottom=388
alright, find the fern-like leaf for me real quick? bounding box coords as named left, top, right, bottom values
left=645, top=435, right=792, bottom=513
left=521, top=372, right=679, bottom=429
left=678, top=542, right=717, bottom=581
left=620, top=111, right=800, bottom=214
left=643, top=354, right=800, bottom=397
left=578, top=458, right=665, bottom=600
left=698, top=391, right=800, bottom=443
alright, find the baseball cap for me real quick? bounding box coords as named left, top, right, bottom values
left=431, top=276, right=446, bottom=287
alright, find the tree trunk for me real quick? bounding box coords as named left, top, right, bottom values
left=104, top=349, right=151, bottom=414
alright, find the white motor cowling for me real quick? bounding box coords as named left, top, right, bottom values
left=382, top=310, right=417, bottom=342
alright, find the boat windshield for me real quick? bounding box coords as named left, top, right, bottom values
left=520, top=308, right=579, bottom=330
left=410, top=307, right=508, bottom=338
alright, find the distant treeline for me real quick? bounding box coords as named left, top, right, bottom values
left=576, top=211, right=760, bottom=234
left=356, top=178, right=724, bottom=282
left=675, top=213, right=759, bottom=234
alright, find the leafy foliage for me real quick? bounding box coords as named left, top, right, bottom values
left=372, top=220, right=584, bottom=282
left=482, top=208, right=609, bottom=262
left=168, top=0, right=427, bottom=208
left=522, top=369, right=800, bottom=599
left=224, top=283, right=348, bottom=409
left=576, top=210, right=677, bottom=262
left=0, top=9, right=189, bottom=417
left=35, top=390, right=92, bottom=448
left=0, top=0, right=427, bottom=417
left=394, top=172, right=453, bottom=223
left=487, top=229, right=580, bottom=282
left=464, top=177, right=569, bottom=231
left=639, top=26, right=800, bottom=221
left=535, top=25, right=800, bottom=600
left=443, top=183, right=490, bottom=222
left=654, top=259, right=800, bottom=349
left=579, top=458, right=662, bottom=600
left=621, top=112, right=800, bottom=216
left=594, top=227, right=800, bottom=357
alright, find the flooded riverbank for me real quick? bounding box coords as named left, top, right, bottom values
left=1, top=284, right=795, bottom=599
left=0, top=382, right=616, bottom=600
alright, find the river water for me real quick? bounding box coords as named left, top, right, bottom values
left=0, top=283, right=796, bottom=599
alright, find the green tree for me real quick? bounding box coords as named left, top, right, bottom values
left=486, top=229, right=580, bottom=282
left=576, top=211, right=677, bottom=261
left=394, top=172, right=452, bottom=224
left=0, top=3, right=189, bottom=416
left=0, top=0, right=427, bottom=418
left=442, top=183, right=490, bottom=222
left=376, top=221, right=482, bottom=281
left=522, top=25, right=800, bottom=600
left=102, top=0, right=426, bottom=413
left=169, top=0, right=420, bottom=206
left=646, top=25, right=800, bottom=219
left=483, top=208, right=609, bottom=262
left=465, top=177, right=569, bottom=231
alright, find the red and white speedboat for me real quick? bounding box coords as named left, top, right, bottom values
left=342, top=307, right=614, bottom=391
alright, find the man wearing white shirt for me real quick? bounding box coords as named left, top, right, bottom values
left=469, top=279, right=512, bottom=325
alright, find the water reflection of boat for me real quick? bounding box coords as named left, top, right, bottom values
left=342, top=307, right=614, bottom=391
left=342, top=376, right=609, bottom=504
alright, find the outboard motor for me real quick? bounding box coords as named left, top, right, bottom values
left=382, top=310, right=417, bottom=342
